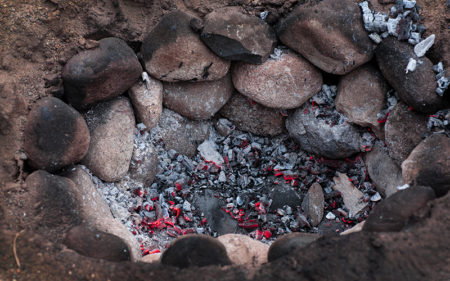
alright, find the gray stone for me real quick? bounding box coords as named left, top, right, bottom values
left=163, top=74, right=233, bottom=120
left=82, top=97, right=135, bottom=182
left=364, top=141, right=402, bottom=198
left=332, top=172, right=368, bottom=218
left=231, top=50, right=322, bottom=109
left=128, top=73, right=163, bottom=131
left=269, top=183, right=302, bottom=212
left=301, top=183, right=324, bottom=227
left=200, top=6, right=276, bottom=64
left=286, top=103, right=362, bottom=159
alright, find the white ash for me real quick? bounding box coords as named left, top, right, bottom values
left=377, top=90, right=399, bottom=123
left=397, top=184, right=410, bottom=191
left=405, top=58, right=417, bottom=73
left=426, top=109, right=450, bottom=137
left=432, top=62, right=449, bottom=97
left=414, top=34, right=435, bottom=57
left=84, top=102, right=380, bottom=254
left=259, top=11, right=269, bottom=21
left=359, top=0, right=425, bottom=45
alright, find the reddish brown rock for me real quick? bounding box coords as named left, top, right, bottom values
left=141, top=253, right=161, bottom=263
left=141, top=11, right=230, bottom=82
left=232, top=50, right=322, bottom=109
left=217, top=234, right=268, bottom=267
left=276, top=0, right=374, bottom=74
left=161, top=234, right=231, bottom=268
left=302, top=183, right=324, bottom=227
left=336, top=64, right=388, bottom=138
left=384, top=102, right=427, bottom=165
left=163, top=74, right=233, bottom=120
left=219, top=92, right=284, bottom=136
left=200, top=6, right=276, bottom=64
left=64, top=225, right=131, bottom=262
left=268, top=232, right=320, bottom=262
left=63, top=165, right=141, bottom=261
left=24, top=170, right=82, bottom=242
left=376, top=37, right=445, bottom=113
left=402, top=134, right=450, bottom=197
left=363, top=186, right=435, bottom=232
left=333, top=173, right=368, bottom=218
left=364, top=141, right=402, bottom=198
left=128, top=75, right=163, bottom=131
left=63, top=37, right=142, bottom=107
left=24, top=97, right=90, bottom=172
left=82, top=97, right=135, bottom=182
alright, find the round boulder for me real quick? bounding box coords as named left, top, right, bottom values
left=232, top=51, right=322, bottom=109
left=161, top=234, right=231, bottom=268
left=219, top=92, right=284, bottom=136
left=268, top=232, right=320, bottom=262
left=200, top=6, right=276, bottom=64
left=217, top=234, right=268, bottom=267
left=63, top=37, right=142, bottom=107
left=163, top=74, right=233, bottom=120
left=141, top=10, right=230, bottom=82
left=82, top=97, right=135, bottom=182
left=24, top=97, right=90, bottom=172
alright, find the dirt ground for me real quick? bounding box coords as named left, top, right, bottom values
left=0, top=0, right=449, bottom=280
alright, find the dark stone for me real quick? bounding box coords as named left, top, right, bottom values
left=376, top=37, right=445, bottom=113
left=276, top=0, right=374, bottom=74
left=63, top=37, right=142, bottom=107
left=200, top=6, right=276, bottom=64
left=194, top=190, right=238, bottom=235
left=269, top=183, right=302, bottom=212
left=64, top=225, right=131, bottom=262
left=363, top=186, right=435, bottom=232
left=219, top=92, right=284, bottom=136
left=384, top=102, right=427, bottom=165
left=161, top=234, right=232, bottom=268
left=268, top=232, right=320, bottom=262
left=24, top=97, right=90, bottom=172
left=402, top=134, right=450, bottom=197
left=24, top=170, right=82, bottom=242
left=140, top=10, right=229, bottom=82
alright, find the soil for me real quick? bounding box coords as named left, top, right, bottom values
left=0, top=0, right=449, bottom=280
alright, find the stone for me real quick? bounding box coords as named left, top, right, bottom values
left=200, top=6, right=276, bottom=64
left=231, top=50, right=322, bottom=109
left=217, top=234, right=268, bottom=267
left=302, top=183, right=324, bottom=227
left=219, top=92, right=284, bottom=136
left=384, top=102, right=427, bottom=165
left=24, top=97, right=90, bottom=172
left=141, top=10, right=230, bottom=82
left=141, top=253, right=161, bottom=263
left=161, top=234, right=231, bottom=268
left=63, top=165, right=141, bottom=261
left=364, top=141, right=403, bottom=198
left=194, top=190, right=238, bottom=235
left=63, top=37, right=142, bottom=107
left=340, top=221, right=366, bottom=235
left=276, top=0, right=374, bottom=75
left=336, top=65, right=388, bottom=138
left=128, top=73, right=163, bottom=131
left=286, top=103, right=362, bottom=159
left=414, top=34, right=435, bottom=57
left=197, top=140, right=224, bottom=167
left=155, top=109, right=210, bottom=157
left=376, top=37, right=444, bottom=113
left=268, top=232, right=319, bottom=262
left=24, top=170, right=82, bottom=242
left=402, top=134, right=450, bottom=197
left=64, top=225, right=131, bottom=262
left=269, top=183, right=302, bottom=212
left=163, top=74, right=233, bottom=120
left=82, top=97, right=135, bottom=182
left=129, top=143, right=159, bottom=187
left=363, top=186, right=435, bottom=232
left=332, top=173, right=369, bottom=218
